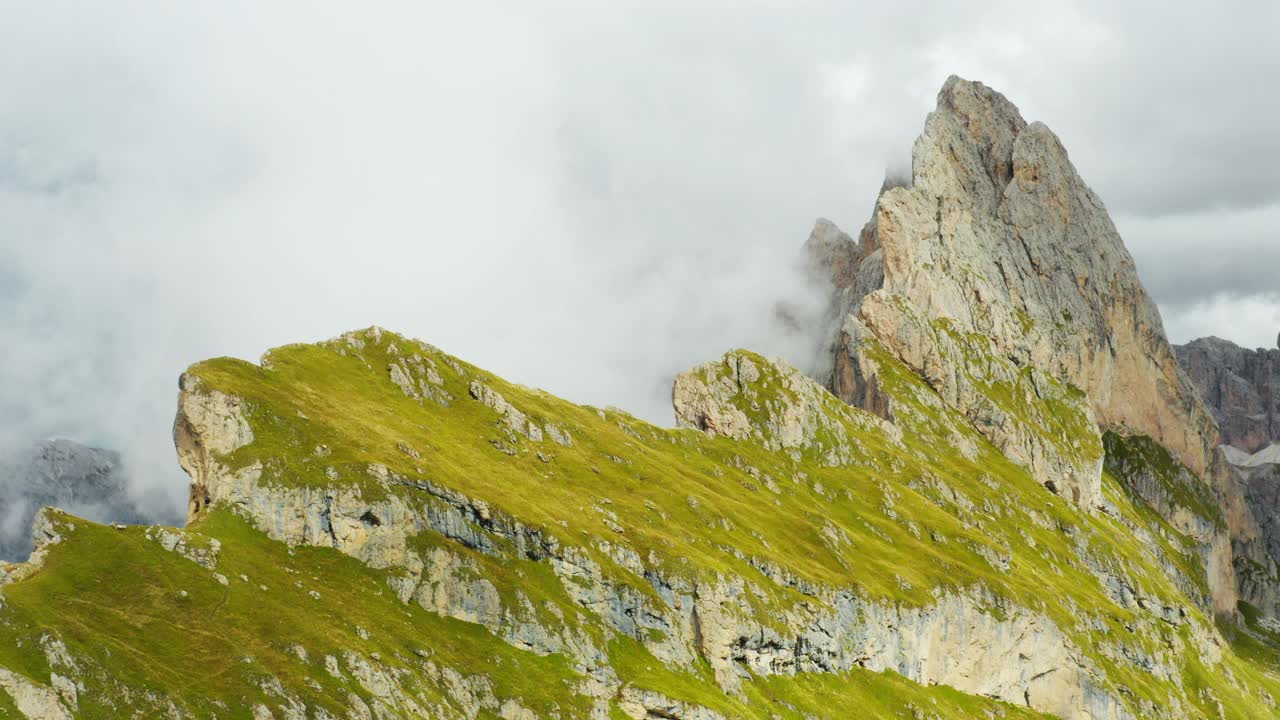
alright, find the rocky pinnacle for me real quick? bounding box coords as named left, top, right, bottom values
left=809, top=76, right=1221, bottom=490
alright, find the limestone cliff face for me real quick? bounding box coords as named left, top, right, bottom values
left=1175, top=335, right=1280, bottom=454
left=1224, top=454, right=1280, bottom=616
left=672, top=351, right=902, bottom=460
left=1211, top=450, right=1280, bottom=622
left=811, top=76, right=1220, bottom=488
left=173, top=373, right=256, bottom=520
left=1101, top=433, right=1234, bottom=616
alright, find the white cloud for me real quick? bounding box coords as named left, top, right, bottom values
left=0, top=1, right=1277, bottom=523
left=1162, top=294, right=1280, bottom=350
left=1113, top=203, right=1280, bottom=307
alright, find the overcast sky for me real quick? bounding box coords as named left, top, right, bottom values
left=1, top=1, right=1277, bottom=522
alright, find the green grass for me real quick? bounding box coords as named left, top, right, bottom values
left=0, top=510, right=592, bottom=718
left=608, top=634, right=1051, bottom=719
left=930, top=316, right=1104, bottom=464
left=2, top=326, right=1280, bottom=718
left=1103, top=431, right=1225, bottom=529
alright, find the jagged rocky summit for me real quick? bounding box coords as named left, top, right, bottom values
left=1175, top=334, right=1280, bottom=617
left=807, top=76, right=1218, bottom=487
left=802, top=76, right=1235, bottom=614
left=1176, top=335, right=1280, bottom=456
left=0, top=78, right=1279, bottom=719
left=0, top=439, right=146, bottom=562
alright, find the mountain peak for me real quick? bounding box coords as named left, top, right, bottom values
left=912, top=76, right=1031, bottom=206
left=819, top=76, right=1217, bottom=475
left=807, top=76, right=1231, bottom=610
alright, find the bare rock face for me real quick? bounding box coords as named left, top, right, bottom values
left=810, top=76, right=1219, bottom=497
left=1214, top=441, right=1280, bottom=617
left=852, top=293, right=1105, bottom=510
left=0, top=665, right=73, bottom=720
left=1173, top=335, right=1280, bottom=614
left=1175, top=335, right=1279, bottom=454
left=173, top=372, right=258, bottom=521
left=801, top=218, right=868, bottom=297
left=0, top=439, right=147, bottom=562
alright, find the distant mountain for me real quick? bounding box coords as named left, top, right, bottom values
left=1175, top=334, right=1279, bottom=454
left=1175, top=334, right=1280, bottom=617
left=0, top=438, right=146, bottom=561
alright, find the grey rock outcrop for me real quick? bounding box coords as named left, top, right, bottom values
left=0, top=666, right=73, bottom=720
left=803, top=75, right=1234, bottom=613
left=1175, top=335, right=1279, bottom=454
left=1175, top=335, right=1280, bottom=615
left=672, top=350, right=902, bottom=461
left=1225, top=451, right=1280, bottom=616
left=0, top=439, right=147, bottom=562
left=810, top=76, right=1219, bottom=482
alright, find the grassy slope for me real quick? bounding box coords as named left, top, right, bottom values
left=1, top=327, right=1278, bottom=718
left=1102, top=431, right=1225, bottom=530
left=0, top=511, right=1047, bottom=719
